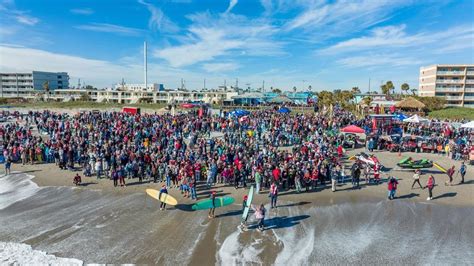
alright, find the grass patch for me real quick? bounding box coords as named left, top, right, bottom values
left=428, top=107, right=474, bottom=120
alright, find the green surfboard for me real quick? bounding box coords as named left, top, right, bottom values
left=192, top=196, right=235, bottom=210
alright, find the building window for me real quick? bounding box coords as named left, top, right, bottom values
left=58, top=75, right=62, bottom=79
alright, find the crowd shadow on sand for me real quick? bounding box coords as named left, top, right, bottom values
left=432, top=192, right=457, bottom=200
left=397, top=193, right=419, bottom=199
left=247, top=215, right=310, bottom=230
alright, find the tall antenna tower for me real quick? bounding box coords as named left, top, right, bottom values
left=144, top=41, right=148, bottom=91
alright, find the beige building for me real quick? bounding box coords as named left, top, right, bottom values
left=419, top=64, right=474, bottom=108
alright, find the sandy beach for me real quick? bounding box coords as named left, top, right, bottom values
left=13, top=147, right=473, bottom=207
left=1, top=147, right=473, bottom=264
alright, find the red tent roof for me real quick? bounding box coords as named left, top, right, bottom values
left=181, top=103, right=195, bottom=109
left=341, top=125, right=365, bottom=134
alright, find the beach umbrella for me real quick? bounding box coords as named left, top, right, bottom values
left=341, top=125, right=365, bottom=134
left=278, top=107, right=291, bottom=114
left=460, top=121, right=474, bottom=129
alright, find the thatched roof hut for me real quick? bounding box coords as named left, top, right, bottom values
left=395, top=97, right=425, bottom=111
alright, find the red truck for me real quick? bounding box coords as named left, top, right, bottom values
left=122, top=107, right=141, bottom=115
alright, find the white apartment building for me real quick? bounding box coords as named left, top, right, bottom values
left=113, top=83, right=164, bottom=92
left=0, top=71, right=69, bottom=97
left=7, top=88, right=238, bottom=105
left=419, top=64, right=474, bottom=108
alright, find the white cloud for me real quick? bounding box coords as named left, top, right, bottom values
left=337, top=54, right=422, bottom=68
left=0, top=45, right=204, bottom=88
left=320, top=24, right=474, bottom=54
left=154, top=12, right=285, bottom=67
left=70, top=8, right=94, bottom=15
left=0, top=0, right=40, bottom=26
left=284, top=0, right=409, bottom=37
left=202, top=62, right=240, bottom=73
left=75, top=23, right=144, bottom=36
left=224, top=0, right=238, bottom=14
left=14, top=14, right=39, bottom=25
left=138, top=0, right=179, bottom=33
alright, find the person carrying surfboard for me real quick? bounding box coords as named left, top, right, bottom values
left=159, top=185, right=168, bottom=210
left=208, top=191, right=216, bottom=219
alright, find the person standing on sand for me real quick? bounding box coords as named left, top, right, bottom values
left=270, top=182, right=278, bottom=208
left=446, top=166, right=455, bottom=186
left=252, top=204, right=266, bottom=231
left=387, top=176, right=398, bottom=200
left=255, top=169, right=262, bottom=194
left=159, top=185, right=168, bottom=210
left=411, top=169, right=423, bottom=189
left=118, top=166, right=126, bottom=187
left=4, top=155, right=11, bottom=175
left=351, top=163, right=361, bottom=189
left=331, top=167, right=337, bottom=192
left=459, top=162, right=466, bottom=184
left=208, top=191, right=216, bottom=219
left=425, top=175, right=435, bottom=200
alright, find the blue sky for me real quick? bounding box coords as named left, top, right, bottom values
left=0, top=0, right=473, bottom=91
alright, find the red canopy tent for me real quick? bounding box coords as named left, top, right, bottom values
left=341, top=125, right=365, bottom=134
left=181, top=103, right=195, bottom=109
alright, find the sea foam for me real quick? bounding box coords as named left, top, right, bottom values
left=0, top=173, right=40, bottom=210
left=0, top=242, right=83, bottom=265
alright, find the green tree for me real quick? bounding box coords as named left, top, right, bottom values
left=415, top=96, right=446, bottom=111
left=351, top=87, right=361, bottom=94
left=410, top=88, right=418, bottom=96
left=401, top=83, right=410, bottom=94
left=316, top=90, right=334, bottom=107
left=386, top=81, right=394, bottom=94
left=363, top=96, right=372, bottom=106
left=42, top=81, right=50, bottom=92
left=293, top=86, right=297, bottom=93
left=380, top=84, right=389, bottom=95
left=272, top=88, right=282, bottom=94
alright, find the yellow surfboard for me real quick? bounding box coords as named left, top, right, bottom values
left=146, top=189, right=178, bottom=206
left=433, top=162, right=447, bottom=173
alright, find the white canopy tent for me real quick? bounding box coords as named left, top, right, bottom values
left=403, top=114, right=429, bottom=123
left=460, top=121, right=474, bottom=129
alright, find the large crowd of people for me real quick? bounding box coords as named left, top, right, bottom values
left=0, top=108, right=471, bottom=208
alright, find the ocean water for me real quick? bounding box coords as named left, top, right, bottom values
left=1, top=173, right=473, bottom=265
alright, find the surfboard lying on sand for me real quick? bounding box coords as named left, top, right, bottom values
left=192, top=196, right=235, bottom=211
left=241, top=186, right=254, bottom=221
left=146, top=189, right=178, bottom=206
left=433, top=162, right=447, bottom=173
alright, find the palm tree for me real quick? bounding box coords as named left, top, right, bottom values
left=410, top=88, right=418, bottom=96
left=293, top=86, right=297, bottom=93
left=363, top=96, right=372, bottom=106
left=386, top=81, right=394, bottom=95
left=351, top=87, right=361, bottom=94
left=401, top=83, right=410, bottom=95
left=381, top=84, right=389, bottom=95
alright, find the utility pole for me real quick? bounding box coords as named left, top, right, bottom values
left=203, top=78, right=206, bottom=90
left=224, top=79, right=227, bottom=87
left=235, top=78, right=238, bottom=90
left=262, top=80, right=265, bottom=92
left=368, top=78, right=371, bottom=93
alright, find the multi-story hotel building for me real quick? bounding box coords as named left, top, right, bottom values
left=0, top=71, right=69, bottom=98
left=419, top=64, right=474, bottom=108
